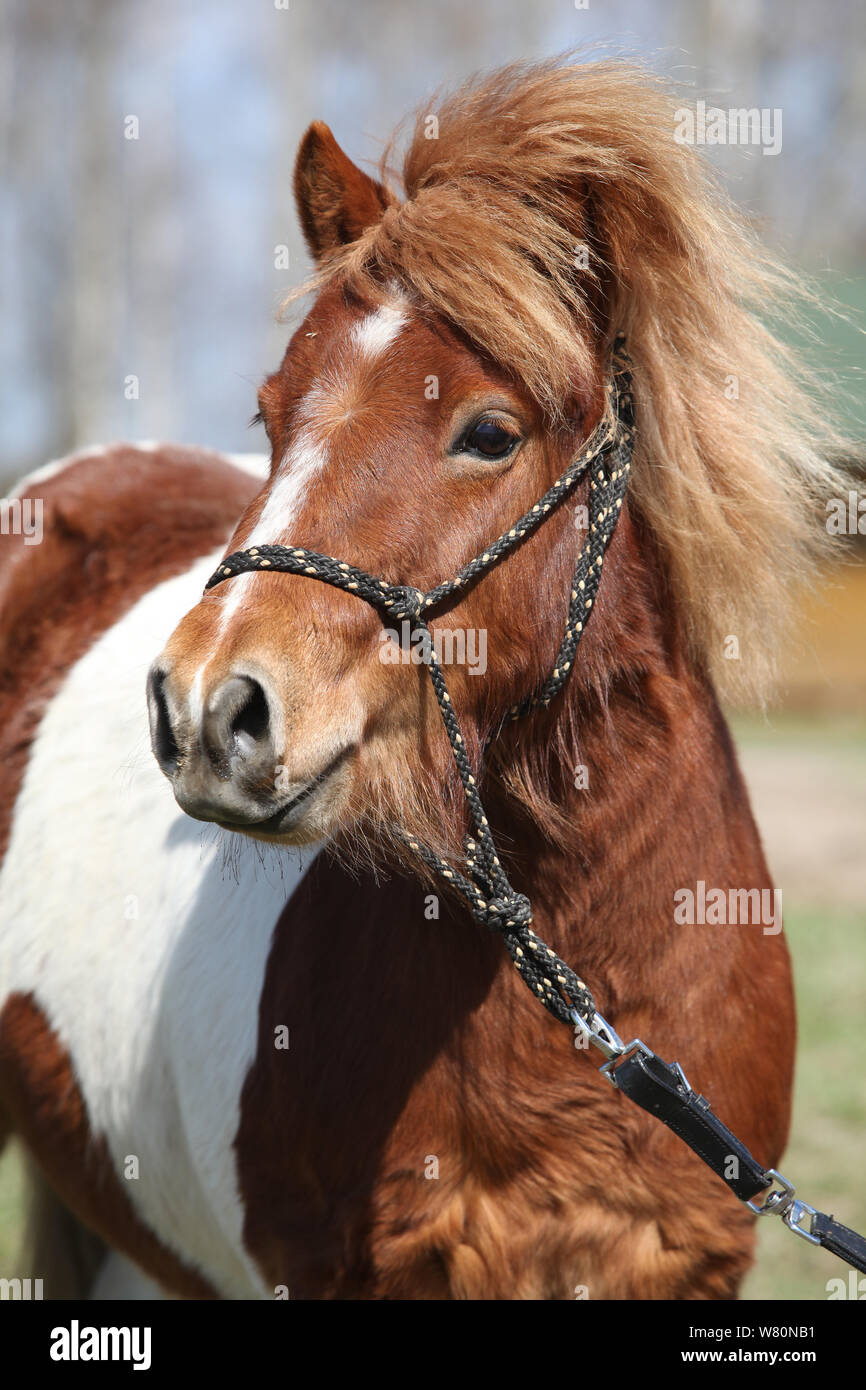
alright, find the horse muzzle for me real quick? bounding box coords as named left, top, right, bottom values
left=146, top=664, right=350, bottom=838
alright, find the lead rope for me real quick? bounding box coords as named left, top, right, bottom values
left=206, top=332, right=866, bottom=1277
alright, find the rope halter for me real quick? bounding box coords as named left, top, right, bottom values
left=206, top=334, right=636, bottom=1026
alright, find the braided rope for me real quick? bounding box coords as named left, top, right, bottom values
left=206, top=336, right=634, bottom=1026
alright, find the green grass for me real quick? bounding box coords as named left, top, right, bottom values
left=742, top=905, right=866, bottom=1299
left=782, top=269, right=866, bottom=438
left=732, top=713, right=866, bottom=1297
left=729, top=710, right=866, bottom=751
left=0, top=1141, right=27, bottom=1279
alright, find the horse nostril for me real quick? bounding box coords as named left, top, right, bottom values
left=230, top=679, right=270, bottom=750
left=147, top=667, right=180, bottom=774
left=203, top=675, right=274, bottom=771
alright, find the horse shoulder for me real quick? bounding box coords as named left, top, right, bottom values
left=0, top=442, right=309, bottom=1299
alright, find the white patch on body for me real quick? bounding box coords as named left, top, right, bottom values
left=0, top=552, right=320, bottom=1299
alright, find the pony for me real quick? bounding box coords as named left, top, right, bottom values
left=0, top=58, right=844, bottom=1300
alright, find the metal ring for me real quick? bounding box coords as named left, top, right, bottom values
left=747, top=1168, right=796, bottom=1217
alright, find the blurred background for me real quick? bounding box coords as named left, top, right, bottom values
left=0, top=0, right=864, bottom=1299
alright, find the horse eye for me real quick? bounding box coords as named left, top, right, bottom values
left=462, top=418, right=520, bottom=459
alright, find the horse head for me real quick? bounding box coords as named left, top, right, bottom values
left=148, top=61, right=839, bottom=862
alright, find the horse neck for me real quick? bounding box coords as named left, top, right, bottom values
left=480, top=514, right=763, bottom=1017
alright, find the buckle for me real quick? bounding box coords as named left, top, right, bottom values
left=746, top=1168, right=796, bottom=1217
left=783, top=1198, right=821, bottom=1245
left=569, top=1006, right=649, bottom=1082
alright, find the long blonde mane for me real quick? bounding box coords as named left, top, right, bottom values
left=292, top=57, right=848, bottom=700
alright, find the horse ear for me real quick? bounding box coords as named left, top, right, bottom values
left=293, top=121, right=391, bottom=261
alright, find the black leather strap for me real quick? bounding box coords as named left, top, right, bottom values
left=607, top=1043, right=866, bottom=1276
left=812, top=1212, right=866, bottom=1275
left=610, top=1048, right=769, bottom=1202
